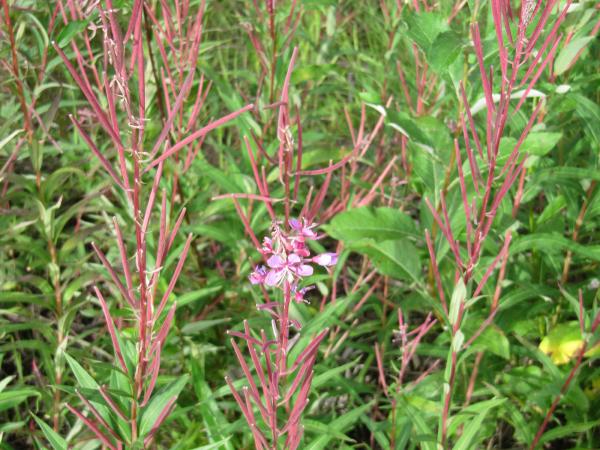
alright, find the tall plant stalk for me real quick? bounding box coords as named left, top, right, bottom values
left=425, top=1, right=572, bottom=446
left=53, top=1, right=251, bottom=446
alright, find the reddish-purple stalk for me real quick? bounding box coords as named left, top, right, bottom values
left=225, top=48, right=343, bottom=449
left=242, top=0, right=299, bottom=105
left=54, top=2, right=251, bottom=447
left=424, top=1, right=572, bottom=446
left=375, top=309, right=436, bottom=449
left=396, top=44, right=441, bottom=116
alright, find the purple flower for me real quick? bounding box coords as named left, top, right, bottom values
left=312, top=253, right=338, bottom=267
left=249, top=265, right=267, bottom=284
left=261, top=237, right=273, bottom=254
left=265, top=253, right=314, bottom=287
left=292, top=239, right=310, bottom=257
left=249, top=217, right=336, bottom=291
left=289, top=217, right=317, bottom=239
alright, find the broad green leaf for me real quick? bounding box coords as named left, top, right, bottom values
left=0, top=376, right=14, bottom=393
left=353, top=239, right=421, bottom=283
left=0, top=388, right=40, bottom=412
left=176, top=286, right=223, bottom=308
left=303, top=420, right=354, bottom=443
left=55, top=20, right=89, bottom=48
left=387, top=110, right=434, bottom=146
left=290, top=295, right=354, bottom=363
left=447, top=398, right=506, bottom=436
left=504, top=401, right=534, bottom=444
left=573, top=94, right=600, bottom=145
left=398, top=396, right=437, bottom=450
left=453, top=399, right=505, bottom=450
left=511, top=233, right=600, bottom=262
left=427, top=31, right=462, bottom=73
left=554, top=36, right=595, bottom=75
left=65, top=353, right=99, bottom=389
left=521, top=132, right=562, bottom=156
left=537, top=195, right=566, bottom=226
left=359, top=414, right=391, bottom=450
left=404, top=11, right=448, bottom=50
left=324, top=206, right=418, bottom=242
left=0, top=129, right=23, bottom=151
left=32, top=414, right=67, bottom=450
left=312, top=358, right=360, bottom=389
left=139, top=375, right=189, bottom=437
left=539, top=419, right=600, bottom=445
left=472, top=325, right=510, bottom=360
left=64, top=353, right=116, bottom=433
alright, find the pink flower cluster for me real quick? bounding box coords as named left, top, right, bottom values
left=249, top=218, right=337, bottom=302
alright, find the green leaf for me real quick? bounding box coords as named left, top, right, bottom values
left=0, top=129, right=23, bottom=151
left=353, top=239, right=421, bottom=283
left=427, top=31, right=462, bottom=73
left=139, top=375, right=189, bottom=438
left=312, top=358, right=360, bottom=389
left=386, top=110, right=434, bottom=146
left=31, top=414, right=67, bottom=450
left=398, top=396, right=437, bottom=450
left=55, top=20, right=89, bottom=48
left=176, top=286, right=223, bottom=308
left=304, top=403, right=373, bottom=450
left=404, top=11, right=448, bottom=50
left=64, top=353, right=116, bottom=432
left=303, top=420, right=355, bottom=443
left=324, top=206, right=418, bottom=242
left=453, top=399, right=505, bottom=450
left=189, top=438, right=233, bottom=450
left=191, top=358, right=235, bottom=450
left=539, top=419, right=600, bottom=445
left=521, top=132, right=562, bottom=156
left=554, top=36, right=595, bottom=75
left=65, top=353, right=99, bottom=389
left=573, top=93, right=600, bottom=145
left=471, top=325, right=510, bottom=360
left=0, top=388, right=41, bottom=412
left=449, top=278, right=466, bottom=327
left=290, top=295, right=354, bottom=363
left=511, top=233, right=600, bottom=262
left=0, top=376, right=14, bottom=393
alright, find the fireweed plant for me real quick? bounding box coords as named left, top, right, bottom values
left=48, top=1, right=251, bottom=448
left=227, top=219, right=336, bottom=449
left=423, top=0, right=584, bottom=447
left=224, top=49, right=341, bottom=450
left=2, top=0, right=600, bottom=449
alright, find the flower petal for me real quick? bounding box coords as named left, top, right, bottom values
left=295, top=264, right=314, bottom=277
left=267, top=254, right=284, bottom=268
left=249, top=265, right=267, bottom=284
left=287, top=253, right=301, bottom=264
left=313, top=253, right=338, bottom=266
left=265, top=269, right=285, bottom=286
